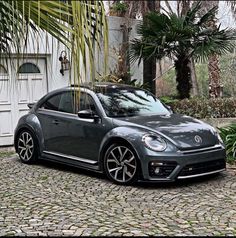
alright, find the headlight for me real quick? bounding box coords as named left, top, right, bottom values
left=142, top=134, right=167, bottom=152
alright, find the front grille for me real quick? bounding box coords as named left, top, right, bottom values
left=178, top=159, right=226, bottom=177
left=180, top=145, right=223, bottom=155
left=149, top=161, right=177, bottom=178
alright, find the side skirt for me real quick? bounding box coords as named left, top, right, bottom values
left=40, top=151, right=103, bottom=173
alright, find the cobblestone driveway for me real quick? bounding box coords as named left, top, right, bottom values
left=0, top=154, right=236, bottom=236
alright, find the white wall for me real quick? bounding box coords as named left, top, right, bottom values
left=104, top=16, right=143, bottom=84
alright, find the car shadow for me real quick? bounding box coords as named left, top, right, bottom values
left=37, top=158, right=108, bottom=181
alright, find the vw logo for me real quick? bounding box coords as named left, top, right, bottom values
left=194, top=135, right=202, bottom=144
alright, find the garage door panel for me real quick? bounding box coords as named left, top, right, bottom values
left=0, top=77, right=10, bottom=104
left=17, top=77, right=30, bottom=104
left=19, top=108, right=29, bottom=119
left=0, top=110, right=13, bottom=136
left=31, top=76, right=46, bottom=103
left=0, top=58, right=47, bottom=146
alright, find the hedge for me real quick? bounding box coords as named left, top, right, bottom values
left=164, top=97, right=236, bottom=119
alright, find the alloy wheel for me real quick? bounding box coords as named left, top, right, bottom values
left=18, top=132, right=34, bottom=162
left=106, top=145, right=137, bottom=183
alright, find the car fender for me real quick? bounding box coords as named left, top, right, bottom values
left=98, top=126, right=150, bottom=164
left=14, top=113, right=44, bottom=154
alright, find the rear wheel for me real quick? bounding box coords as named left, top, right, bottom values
left=104, top=144, right=139, bottom=185
left=17, top=130, right=38, bottom=164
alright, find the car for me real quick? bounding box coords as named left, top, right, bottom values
left=14, top=82, right=226, bottom=185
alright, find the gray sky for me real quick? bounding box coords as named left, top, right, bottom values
left=218, top=1, right=236, bottom=28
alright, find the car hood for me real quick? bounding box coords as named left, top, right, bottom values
left=112, top=113, right=218, bottom=150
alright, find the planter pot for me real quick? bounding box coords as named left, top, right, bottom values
left=109, top=10, right=126, bottom=17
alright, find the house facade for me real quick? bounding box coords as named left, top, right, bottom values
left=0, top=16, right=142, bottom=146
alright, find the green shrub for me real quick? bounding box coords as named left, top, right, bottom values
left=166, top=97, right=236, bottom=119
left=218, top=124, right=236, bottom=164
left=110, top=2, right=127, bottom=13
left=159, top=96, right=178, bottom=105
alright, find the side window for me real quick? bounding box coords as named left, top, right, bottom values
left=41, top=92, right=75, bottom=114
left=58, top=92, right=74, bottom=114
left=42, top=94, right=61, bottom=111
left=41, top=91, right=96, bottom=114
left=78, top=93, right=96, bottom=112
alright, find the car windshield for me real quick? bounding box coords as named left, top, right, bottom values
left=96, top=87, right=170, bottom=117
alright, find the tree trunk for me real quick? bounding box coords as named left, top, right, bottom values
left=143, top=56, right=156, bottom=94
left=119, top=23, right=131, bottom=83
left=143, top=0, right=158, bottom=95
left=208, top=53, right=222, bottom=98
left=190, top=57, right=199, bottom=96
left=199, top=1, right=221, bottom=98
left=180, top=0, right=190, bottom=16
left=175, top=55, right=192, bottom=99
left=180, top=0, right=199, bottom=97
left=208, top=16, right=222, bottom=98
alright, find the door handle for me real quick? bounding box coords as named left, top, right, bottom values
left=52, top=119, right=59, bottom=125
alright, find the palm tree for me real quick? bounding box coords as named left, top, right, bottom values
left=198, top=1, right=236, bottom=98
left=0, top=1, right=108, bottom=85
left=199, top=1, right=222, bottom=98
left=130, top=2, right=236, bottom=99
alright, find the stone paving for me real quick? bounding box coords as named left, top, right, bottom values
left=0, top=153, right=236, bottom=236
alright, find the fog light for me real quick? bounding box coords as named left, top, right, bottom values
left=151, top=162, right=163, bottom=166
left=154, top=167, right=160, bottom=174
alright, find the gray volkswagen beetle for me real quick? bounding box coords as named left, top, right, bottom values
left=14, top=82, right=226, bottom=185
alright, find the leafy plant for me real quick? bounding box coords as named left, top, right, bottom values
left=218, top=124, right=236, bottom=164
left=167, top=97, right=236, bottom=119
left=130, top=1, right=236, bottom=99
left=159, top=96, right=178, bottom=105
left=95, top=74, right=147, bottom=89
left=0, top=1, right=108, bottom=86
left=111, top=2, right=128, bottom=13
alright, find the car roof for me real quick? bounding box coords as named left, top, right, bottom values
left=69, top=82, right=138, bottom=91
left=38, top=82, right=141, bottom=104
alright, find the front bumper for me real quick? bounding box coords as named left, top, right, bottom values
left=139, top=145, right=226, bottom=182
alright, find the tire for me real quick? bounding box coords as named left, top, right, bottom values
left=104, top=143, right=139, bottom=185
left=16, top=129, right=38, bottom=164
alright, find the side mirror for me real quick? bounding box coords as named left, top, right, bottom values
left=78, top=109, right=100, bottom=121
left=27, top=103, right=35, bottom=109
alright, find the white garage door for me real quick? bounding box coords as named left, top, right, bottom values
left=0, top=58, right=47, bottom=146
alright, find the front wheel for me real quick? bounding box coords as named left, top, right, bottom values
left=104, top=144, right=139, bottom=185
left=17, top=130, right=38, bottom=164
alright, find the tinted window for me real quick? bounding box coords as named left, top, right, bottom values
left=41, top=91, right=96, bottom=114
left=41, top=92, right=74, bottom=113
left=78, top=93, right=96, bottom=112
left=42, top=94, right=61, bottom=111
left=96, top=87, right=170, bottom=117
left=58, top=92, right=74, bottom=113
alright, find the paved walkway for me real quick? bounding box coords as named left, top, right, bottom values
left=0, top=154, right=236, bottom=236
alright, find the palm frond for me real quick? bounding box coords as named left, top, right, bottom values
left=130, top=3, right=236, bottom=64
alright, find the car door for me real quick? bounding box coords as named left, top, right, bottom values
left=37, top=91, right=76, bottom=155
left=66, top=91, right=110, bottom=162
